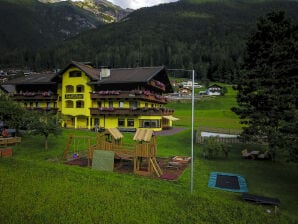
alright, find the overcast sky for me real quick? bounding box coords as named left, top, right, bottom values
left=109, top=0, right=179, bottom=9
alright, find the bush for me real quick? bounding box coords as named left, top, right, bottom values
left=202, top=137, right=229, bottom=159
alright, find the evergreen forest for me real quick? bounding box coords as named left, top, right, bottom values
left=1, top=0, right=298, bottom=83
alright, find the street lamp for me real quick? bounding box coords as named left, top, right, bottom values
left=167, top=68, right=195, bottom=193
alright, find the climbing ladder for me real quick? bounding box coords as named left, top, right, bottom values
left=150, top=158, right=163, bottom=177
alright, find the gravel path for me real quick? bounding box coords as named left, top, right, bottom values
left=155, top=127, right=186, bottom=136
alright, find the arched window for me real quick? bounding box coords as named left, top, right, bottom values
left=76, top=85, right=84, bottom=93
left=66, top=85, right=74, bottom=93
left=76, top=100, right=84, bottom=108
left=66, top=100, right=74, bottom=108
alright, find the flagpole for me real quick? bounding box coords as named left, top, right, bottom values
left=191, top=69, right=194, bottom=193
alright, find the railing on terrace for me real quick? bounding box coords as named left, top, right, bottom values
left=10, top=92, right=58, bottom=100
left=26, top=107, right=59, bottom=112
left=90, top=90, right=168, bottom=104
left=148, top=79, right=166, bottom=91
left=89, top=107, right=174, bottom=116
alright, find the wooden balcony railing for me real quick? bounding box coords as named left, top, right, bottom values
left=25, top=107, right=59, bottom=112
left=148, top=79, right=166, bottom=91
left=89, top=107, right=174, bottom=116
left=10, top=92, right=58, bottom=100
left=90, top=90, right=168, bottom=104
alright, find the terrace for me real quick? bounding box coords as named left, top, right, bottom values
left=26, top=107, right=59, bottom=113
left=9, top=91, right=58, bottom=100
left=89, top=107, right=174, bottom=116
left=90, top=90, right=168, bottom=104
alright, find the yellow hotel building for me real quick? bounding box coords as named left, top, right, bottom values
left=4, top=61, right=177, bottom=131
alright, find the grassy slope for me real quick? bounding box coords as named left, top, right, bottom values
left=0, top=88, right=297, bottom=223
left=168, top=85, right=242, bottom=129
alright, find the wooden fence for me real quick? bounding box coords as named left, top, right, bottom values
left=0, top=137, right=21, bottom=147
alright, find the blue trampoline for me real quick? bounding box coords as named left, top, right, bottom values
left=208, top=172, right=248, bottom=193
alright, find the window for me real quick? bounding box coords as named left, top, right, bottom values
left=76, top=85, right=84, bottom=93
left=109, top=101, right=113, bottom=108
left=66, top=100, right=74, bottom=108
left=35, top=102, right=40, bottom=108
left=97, top=101, right=102, bottom=108
left=66, top=85, right=74, bottom=93
left=130, top=101, right=138, bottom=109
left=69, top=71, right=82, bottom=77
left=47, top=102, right=51, bottom=109
left=145, top=103, right=148, bottom=108
left=119, top=101, right=124, bottom=108
left=76, top=100, right=84, bottom=108
left=127, top=119, right=134, bottom=127
left=139, top=120, right=160, bottom=128
left=118, top=118, right=125, bottom=127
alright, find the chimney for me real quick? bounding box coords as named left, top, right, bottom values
left=100, top=67, right=110, bottom=80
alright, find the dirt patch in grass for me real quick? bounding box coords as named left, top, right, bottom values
left=64, top=157, right=189, bottom=181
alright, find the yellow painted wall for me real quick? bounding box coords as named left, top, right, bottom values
left=61, top=67, right=93, bottom=118
left=100, top=116, right=118, bottom=129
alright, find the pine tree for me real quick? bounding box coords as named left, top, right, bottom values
left=232, top=11, right=298, bottom=161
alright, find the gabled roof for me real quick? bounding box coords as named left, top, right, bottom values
left=133, top=129, right=154, bottom=142
left=208, top=84, right=222, bottom=89
left=0, top=85, right=15, bottom=93
left=92, top=66, right=165, bottom=84
left=5, top=72, right=56, bottom=85
left=60, top=61, right=173, bottom=92
left=56, top=61, right=101, bottom=81
left=106, top=128, right=123, bottom=140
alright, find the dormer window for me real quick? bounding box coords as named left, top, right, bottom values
left=69, top=71, right=82, bottom=77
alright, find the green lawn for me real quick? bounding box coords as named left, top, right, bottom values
left=0, top=85, right=297, bottom=223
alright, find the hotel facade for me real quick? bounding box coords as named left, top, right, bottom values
left=3, top=61, right=178, bottom=131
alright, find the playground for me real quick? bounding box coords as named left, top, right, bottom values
left=63, top=128, right=191, bottom=180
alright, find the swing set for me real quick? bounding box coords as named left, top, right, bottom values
left=63, top=134, right=96, bottom=161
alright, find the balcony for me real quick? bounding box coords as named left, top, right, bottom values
left=90, top=90, right=168, bottom=104
left=25, top=107, right=59, bottom=113
left=148, top=79, right=166, bottom=91
left=89, top=107, right=174, bottom=116
left=10, top=92, right=58, bottom=100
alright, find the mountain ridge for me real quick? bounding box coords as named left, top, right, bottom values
left=0, top=0, right=130, bottom=53
left=1, top=0, right=298, bottom=83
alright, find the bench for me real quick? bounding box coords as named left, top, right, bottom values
left=242, top=193, right=280, bottom=206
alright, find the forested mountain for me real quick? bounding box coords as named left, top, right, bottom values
left=1, top=0, right=298, bottom=83
left=0, top=0, right=129, bottom=63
